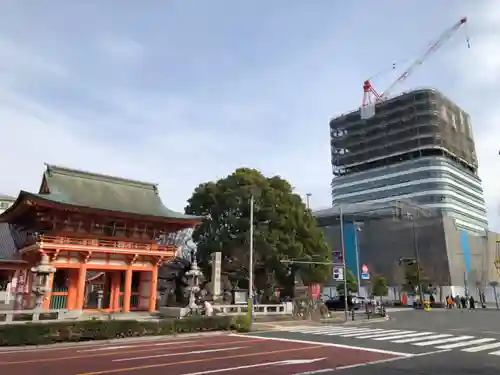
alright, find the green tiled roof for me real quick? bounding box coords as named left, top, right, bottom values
left=16, top=164, right=201, bottom=221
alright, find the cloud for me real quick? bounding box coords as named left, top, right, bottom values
left=452, top=1, right=500, bottom=230
left=0, top=1, right=498, bottom=233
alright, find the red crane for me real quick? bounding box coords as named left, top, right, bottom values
left=361, top=17, right=470, bottom=112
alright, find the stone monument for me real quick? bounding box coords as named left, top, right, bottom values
left=211, top=252, right=222, bottom=302
left=185, top=250, right=202, bottom=311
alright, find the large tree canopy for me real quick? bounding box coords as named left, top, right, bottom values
left=185, top=168, right=331, bottom=300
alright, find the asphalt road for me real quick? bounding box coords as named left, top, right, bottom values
left=241, top=308, right=500, bottom=374
left=0, top=333, right=408, bottom=375
left=383, top=308, right=500, bottom=336
left=2, top=309, right=499, bottom=374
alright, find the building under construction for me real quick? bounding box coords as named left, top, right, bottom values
left=330, top=88, right=488, bottom=235
left=323, top=88, right=499, bottom=297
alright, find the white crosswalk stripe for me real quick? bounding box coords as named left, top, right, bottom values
left=279, top=326, right=500, bottom=356
left=392, top=334, right=452, bottom=343
left=353, top=330, right=413, bottom=339
left=437, top=338, right=496, bottom=349
left=413, top=335, right=474, bottom=346
left=462, top=342, right=500, bottom=352
left=373, top=332, right=435, bottom=341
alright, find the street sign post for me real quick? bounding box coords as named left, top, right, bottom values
left=361, top=264, right=370, bottom=280
left=333, top=266, right=344, bottom=281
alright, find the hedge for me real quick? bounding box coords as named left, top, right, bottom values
left=0, top=315, right=250, bottom=347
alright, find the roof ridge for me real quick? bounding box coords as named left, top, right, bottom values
left=45, top=164, right=158, bottom=192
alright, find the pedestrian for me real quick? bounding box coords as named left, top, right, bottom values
left=460, top=295, right=467, bottom=309
left=446, top=295, right=453, bottom=309
left=455, top=294, right=460, bottom=309
left=469, top=296, right=475, bottom=310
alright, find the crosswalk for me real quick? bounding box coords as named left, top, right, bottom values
left=282, top=326, right=500, bottom=356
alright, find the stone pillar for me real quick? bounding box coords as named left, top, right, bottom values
left=148, top=265, right=158, bottom=312
left=30, top=255, right=56, bottom=311
left=42, top=272, right=54, bottom=310
left=211, top=252, right=222, bottom=302
left=123, top=268, right=133, bottom=312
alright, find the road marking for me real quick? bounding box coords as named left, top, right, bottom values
left=392, top=334, right=452, bottom=343
left=462, top=341, right=500, bottom=352
left=174, top=358, right=326, bottom=375
left=113, top=347, right=244, bottom=362
left=413, top=335, right=474, bottom=346
left=436, top=338, right=496, bottom=349
left=352, top=330, right=411, bottom=339
left=230, top=333, right=414, bottom=357
left=78, top=341, right=193, bottom=353
left=292, top=369, right=334, bottom=375
left=76, top=344, right=326, bottom=375
left=323, top=328, right=373, bottom=335
left=338, top=329, right=387, bottom=337
left=296, top=328, right=349, bottom=334
left=0, top=337, right=206, bottom=355
left=333, top=349, right=450, bottom=371
left=374, top=332, right=435, bottom=341
left=0, top=338, right=262, bottom=365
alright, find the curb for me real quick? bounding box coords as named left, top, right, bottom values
left=340, top=315, right=391, bottom=325
left=0, top=331, right=229, bottom=352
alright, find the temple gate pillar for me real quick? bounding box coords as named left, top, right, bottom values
left=123, top=268, right=133, bottom=312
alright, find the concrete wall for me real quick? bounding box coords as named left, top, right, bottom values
left=320, top=216, right=450, bottom=287
left=442, top=217, right=500, bottom=289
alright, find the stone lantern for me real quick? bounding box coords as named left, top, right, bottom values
left=185, top=250, right=202, bottom=311
left=30, top=254, right=56, bottom=310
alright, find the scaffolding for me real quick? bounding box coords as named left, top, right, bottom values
left=330, top=89, right=478, bottom=177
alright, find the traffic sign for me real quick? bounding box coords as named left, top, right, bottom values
left=361, top=272, right=370, bottom=280
left=361, top=264, right=368, bottom=273
left=333, top=266, right=344, bottom=281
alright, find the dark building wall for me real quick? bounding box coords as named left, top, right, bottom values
left=319, top=216, right=451, bottom=287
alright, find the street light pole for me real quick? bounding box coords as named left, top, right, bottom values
left=306, top=193, right=312, bottom=210
left=353, top=222, right=361, bottom=295
left=407, top=213, right=424, bottom=304
left=248, top=195, right=254, bottom=330
left=339, top=205, right=348, bottom=321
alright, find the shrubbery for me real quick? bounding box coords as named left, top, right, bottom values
left=0, top=315, right=250, bottom=347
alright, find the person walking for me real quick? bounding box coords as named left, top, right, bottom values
left=469, top=296, right=476, bottom=310
left=460, top=295, right=467, bottom=309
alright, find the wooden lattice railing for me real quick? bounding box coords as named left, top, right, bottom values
left=39, top=235, right=176, bottom=254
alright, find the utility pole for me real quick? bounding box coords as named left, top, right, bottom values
left=406, top=212, right=424, bottom=304
left=248, top=195, right=254, bottom=330
left=353, top=222, right=362, bottom=295
left=339, top=205, right=348, bottom=321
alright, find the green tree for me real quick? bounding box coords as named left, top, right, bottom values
left=403, top=262, right=428, bottom=294
left=336, top=268, right=357, bottom=296
left=185, top=168, right=331, bottom=301
left=372, top=276, right=388, bottom=300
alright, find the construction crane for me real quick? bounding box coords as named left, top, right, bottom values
left=361, top=17, right=470, bottom=119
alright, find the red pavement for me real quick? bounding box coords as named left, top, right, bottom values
left=0, top=334, right=406, bottom=375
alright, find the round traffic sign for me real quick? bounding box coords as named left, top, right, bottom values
left=361, top=264, right=368, bottom=273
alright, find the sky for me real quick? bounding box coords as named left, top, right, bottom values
left=0, top=1, right=499, bottom=230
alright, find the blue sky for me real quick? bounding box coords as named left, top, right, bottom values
left=0, top=1, right=499, bottom=229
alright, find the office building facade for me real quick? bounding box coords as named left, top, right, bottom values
left=0, top=195, right=14, bottom=215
